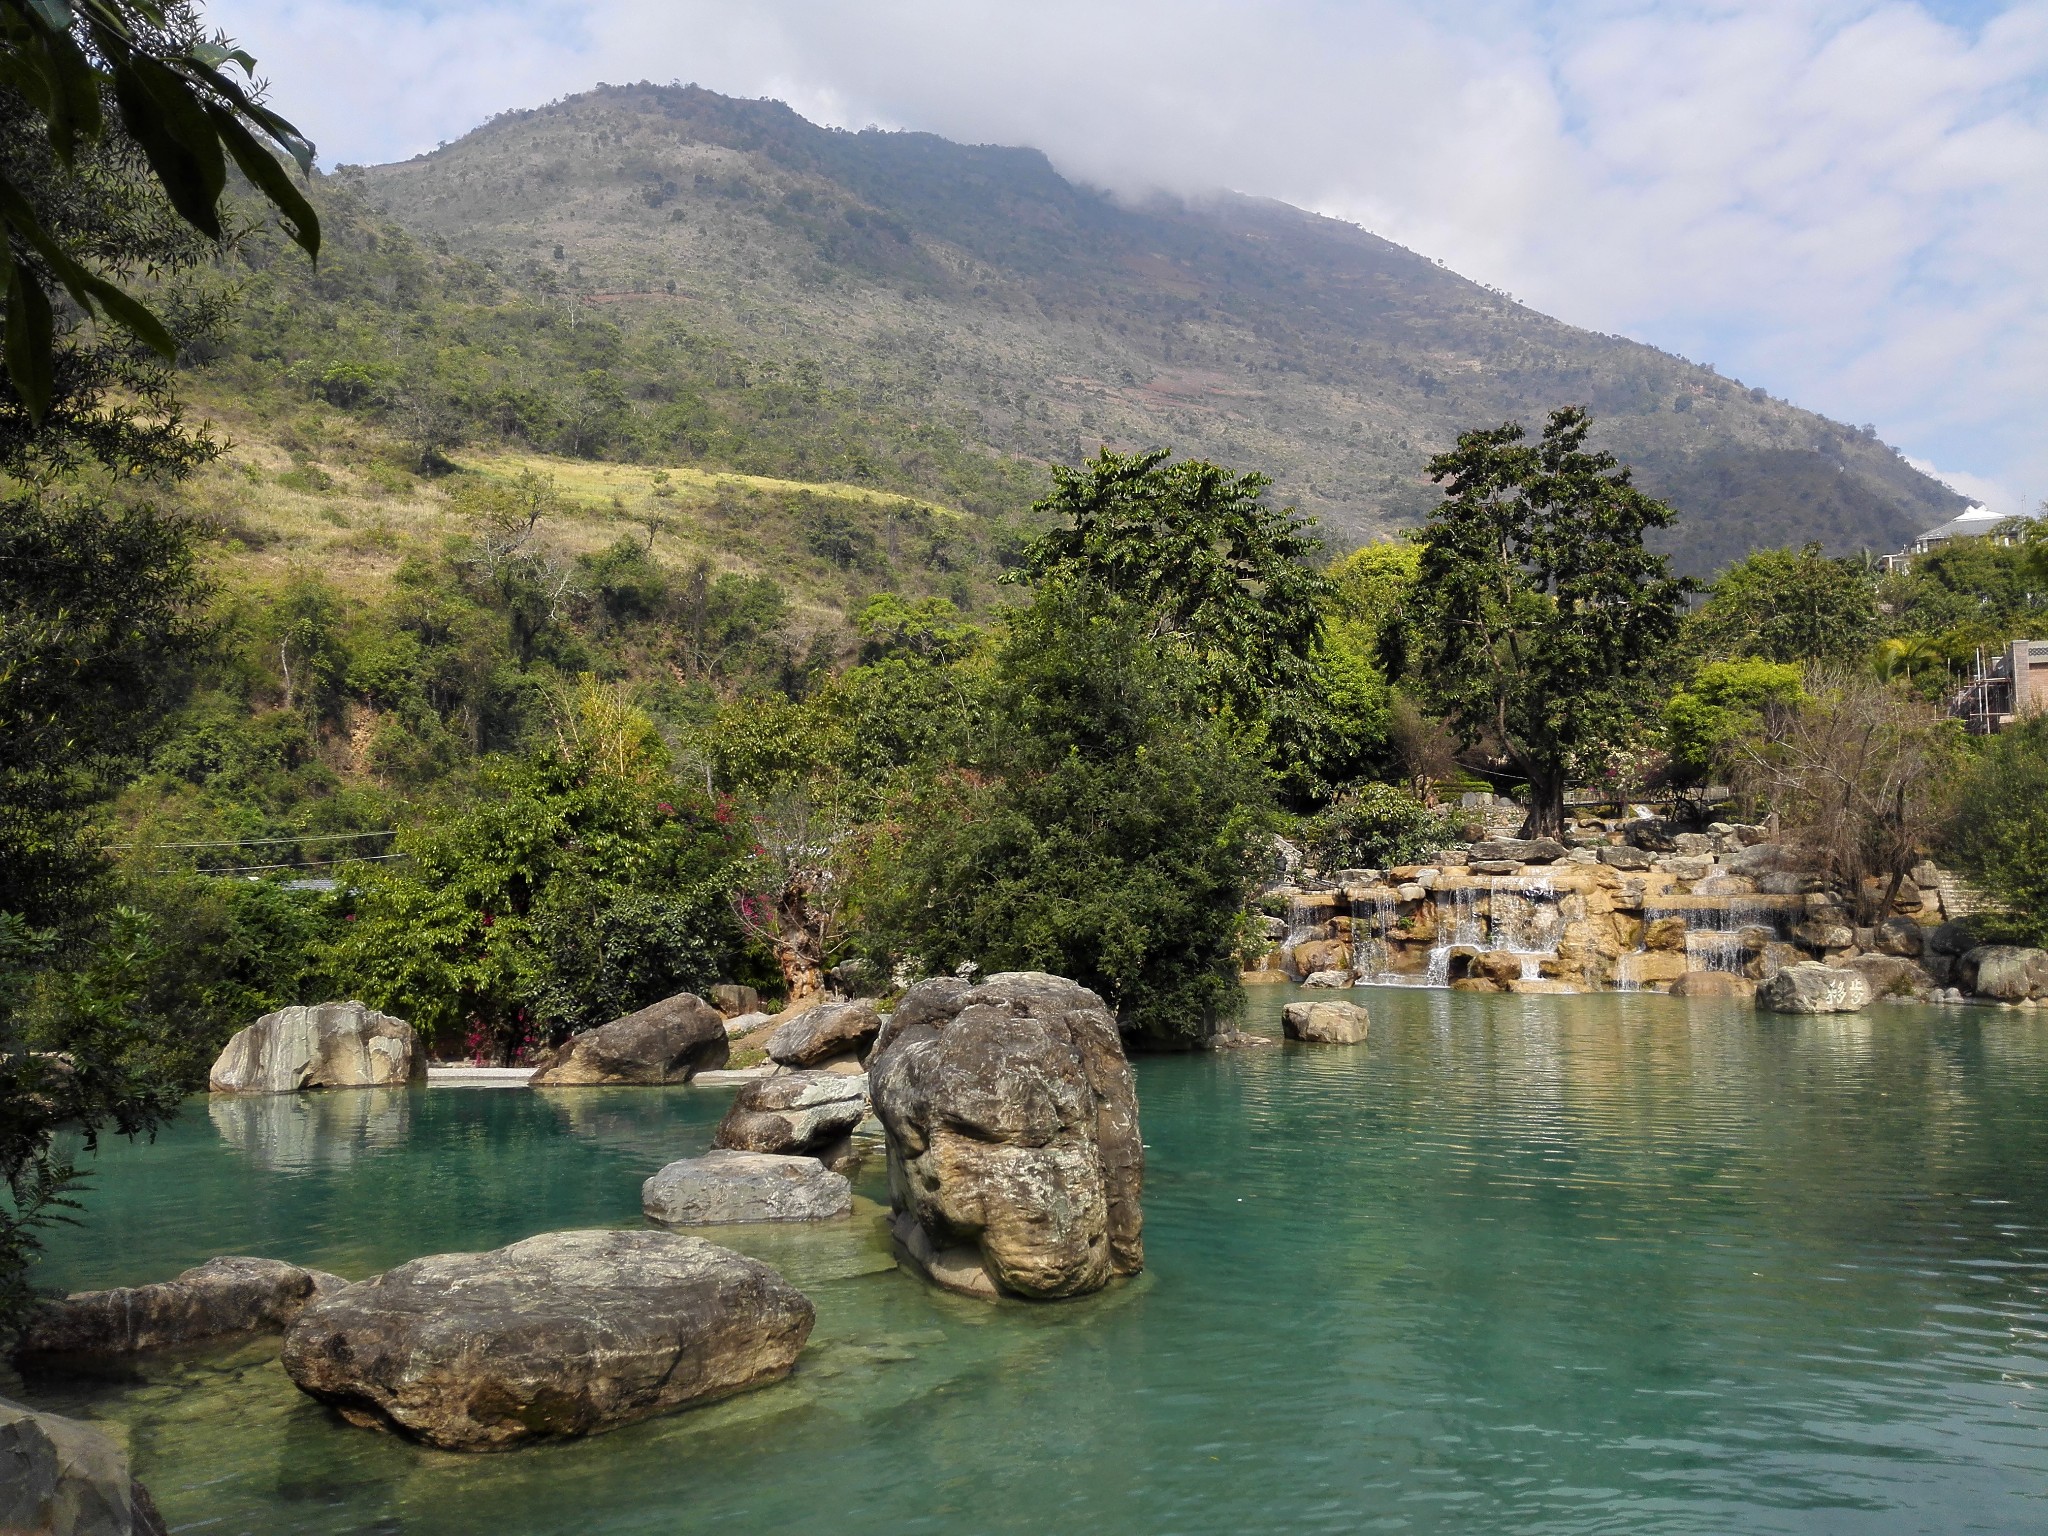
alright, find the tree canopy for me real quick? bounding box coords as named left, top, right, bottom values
left=0, top=0, right=318, bottom=422
left=1394, top=405, right=1691, bottom=836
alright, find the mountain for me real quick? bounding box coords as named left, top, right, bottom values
left=351, top=83, right=1961, bottom=574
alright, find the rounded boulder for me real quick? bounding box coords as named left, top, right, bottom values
left=280, top=1229, right=812, bottom=1451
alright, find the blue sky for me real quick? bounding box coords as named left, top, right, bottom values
left=216, top=0, right=2048, bottom=515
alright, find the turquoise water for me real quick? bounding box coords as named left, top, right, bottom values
left=16, top=985, right=2048, bottom=1534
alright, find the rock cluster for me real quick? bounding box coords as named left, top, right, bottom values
left=208, top=1002, right=424, bottom=1093
left=869, top=972, right=1143, bottom=1300
left=280, top=1229, right=812, bottom=1450
left=14, top=1256, right=347, bottom=1365
left=527, top=992, right=728, bottom=1086
left=1258, top=818, right=1998, bottom=1004
left=0, top=1396, right=166, bottom=1536
left=643, top=1150, right=852, bottom=1224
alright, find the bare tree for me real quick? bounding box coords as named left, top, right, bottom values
left=732, top=789, right=864, bottom=1010
left=1727, top=667, right=1960, bottom=922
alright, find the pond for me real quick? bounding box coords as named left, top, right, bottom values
left=17, top=985, right=2048, bottom=1534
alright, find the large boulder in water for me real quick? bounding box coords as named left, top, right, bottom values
left=642, top=1151, right=851, bottom=1225
left=1282, top=1000, right=1369, bottom=1043
left=1758, top=962, right=1873, bottom=1014
left=713, top=1071, right=866, bottom=1156
left=208, top=1002, right=424, bottom=1093
left=0, top=1396, right=167, bottom=1536
left=869, top=972, right=1143, bottom=1300
left=280, top=1229, right=812, bottom=1451
left=765, top=999, right=881, bottom=1068
left=527, top=993, right=728, bottom=1086
left=1958, top=945, right=2048, bottom=1002
left=14, top=1257, right=347, bottom=1366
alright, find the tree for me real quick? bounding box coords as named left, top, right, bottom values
left=1946, top=716, right=2048, bottom=944
left=1, top=0, right=318, bottom=422
left=328, top=683, right=748, bottom=1059
left=1727, top=668, right=1961, bottom=923
left=865, top=595, right=1274, bottom=1045
left=1663, top=659, right=1804, bottom=782
left=1689, top=544, right=1880, bottom=665
left=1395, top=406, right=1691, bottom=837
left=1016, top=447, right=1329, bottom=720
left=0, top=492, right=203, bottom=928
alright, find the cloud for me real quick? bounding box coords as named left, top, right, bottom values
left=210, top=0, right=2048, bottom=510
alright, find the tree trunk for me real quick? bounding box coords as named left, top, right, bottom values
left=1519, top=762, right=1568, bottom=839
left=772, top=888, right=827, bottom=1011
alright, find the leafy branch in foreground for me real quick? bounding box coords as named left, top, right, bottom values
left=0, top=0, right=318, bottom=419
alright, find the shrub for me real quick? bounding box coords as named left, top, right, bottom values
left=1299, top=783, right=1456, bottom=870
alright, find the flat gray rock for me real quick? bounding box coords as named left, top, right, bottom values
left=209, top=1001, right=423, bottom=1093
left=14, top=1256, right=348, bottom=1364
left=0, top=1396, right=166, bottom=1536
left=643, top=1150, right=852, bottom=1224
left=281, top=1229, right=812, bottom=1451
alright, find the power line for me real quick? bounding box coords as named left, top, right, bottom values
left=112, top=829, right=400, bottom=851
left=197, top=853, right=412, bottom=875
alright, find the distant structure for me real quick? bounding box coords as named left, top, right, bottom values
left=1880, top=505, right=2015, bottom=572
left=1952, top=640, right=2048, bottom=734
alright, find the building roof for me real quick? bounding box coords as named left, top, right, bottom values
left=1914, top=505, right=2006, bottom=546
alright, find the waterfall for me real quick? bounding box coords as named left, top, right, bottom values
left=1347, top=887, right=1399, bottom=984
left=1421, top=877, right=1559, bottom=988
left=1654, top=897, right=1792, bottom=981
left=1423, top=884, right=1486, bottom=987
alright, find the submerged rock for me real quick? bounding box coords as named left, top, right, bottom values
left=643, top=1150, right=852, bottom=1224
left=1758, top=962, right=1873, bottom=1014
left=208, top=1002, right=424, bottom=1094
left=0, top=1396, right=167, bottom=1536
left=870, top=972, right=1143, bottom=1300
left=1670, top=971, right=1756, bottom=1000
left=14, top=1257, right=348, bottom=1365
left=1209, top=1029, right=1278, bottom=1050
left=713, top=1071, right=866, bottom=1156
left=280, top=1229, right=812, bottom=1451
left=1282, top=1000, right=1370, bottom=1043
left=527, top=993, right=728, bottom=1086
left=766, top=999, right=881, bottom=1068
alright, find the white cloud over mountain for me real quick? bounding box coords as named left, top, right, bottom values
left=215, top=0, right=2048, bottom=517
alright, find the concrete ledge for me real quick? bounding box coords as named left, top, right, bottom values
left=426, top=1066, right=535, bottom=1088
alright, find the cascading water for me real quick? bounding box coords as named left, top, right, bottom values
left=1492, top=876, right=1561, bottom=979
left=1423, top=884, right=1487, bottom=987
left=1663, top=898, right=1791, bottom=980
left=1421, top=878, right=1561, bottom=987
left=1348, top=887, right=1399, bottom=984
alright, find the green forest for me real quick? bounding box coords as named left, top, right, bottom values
left=6, top=0, right=2048, bottom=1333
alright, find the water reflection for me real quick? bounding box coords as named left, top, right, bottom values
left=208, top=1088, right=415, bottom=1173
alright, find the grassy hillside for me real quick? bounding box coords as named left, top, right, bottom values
left=347, top=83, right=1963, bottom=574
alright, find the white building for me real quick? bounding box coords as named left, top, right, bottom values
left=1881, top=505, right=2014, bottom=571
